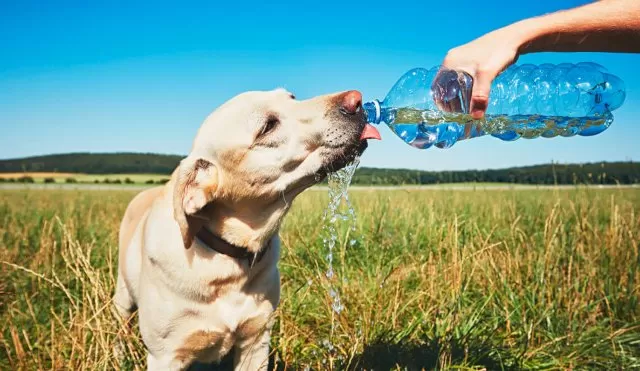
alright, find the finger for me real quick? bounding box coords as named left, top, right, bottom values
left=470, top=68, right=496, bottom=119
left=431, top=67, right=449, bottom=110
left=432, top=67, right=467, bottom=113
left=448, top=95, right=462, bottom=113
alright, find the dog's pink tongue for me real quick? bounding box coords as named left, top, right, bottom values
left=360, top=124, right=381, bottom=140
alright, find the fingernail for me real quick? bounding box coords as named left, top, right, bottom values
left=471, top=109, right=484, bottom=120
left=471, top=99, right=488, bottom=117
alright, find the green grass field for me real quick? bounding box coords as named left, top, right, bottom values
left=1, top=187, right=639, bottom=370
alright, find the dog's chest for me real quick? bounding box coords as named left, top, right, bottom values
left=173, top=289, right=272, bottom=363
left=144, top=231, right=279, bottom=363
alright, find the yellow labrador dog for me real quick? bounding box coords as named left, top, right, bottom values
left=114, top=88, right=381, bottom=370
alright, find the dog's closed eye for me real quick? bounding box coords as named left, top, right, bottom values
left=258, top=114, right=280, bottom=138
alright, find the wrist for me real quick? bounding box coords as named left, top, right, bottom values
left=510, top=17, right=549, bottom=55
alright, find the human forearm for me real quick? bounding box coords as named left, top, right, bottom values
left=515, top=0, right=640, bottom=54
left=436, top=0, right=640, bottom=119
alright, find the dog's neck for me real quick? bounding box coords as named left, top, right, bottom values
left=195, top=226, right=271, bottom=266
left=200, top=199, right=290, bottom=254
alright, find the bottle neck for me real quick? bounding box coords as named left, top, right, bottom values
left=363, top=100, right=381, bottom=125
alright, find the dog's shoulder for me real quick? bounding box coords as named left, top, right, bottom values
left=119, top=186, right=165, bottom=249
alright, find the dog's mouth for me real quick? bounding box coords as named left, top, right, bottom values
left=285, top=118, right=381, bottom=197
left=322, top=140, right=367, bottom=174
left=319, top=123, right=381, bottom=176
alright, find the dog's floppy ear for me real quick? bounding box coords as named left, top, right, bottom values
left=173, top=157, right=219, bottom=249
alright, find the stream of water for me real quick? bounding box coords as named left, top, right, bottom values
left=320, top=155, right=361, bottom=367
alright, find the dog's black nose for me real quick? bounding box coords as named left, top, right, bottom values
left=340, top=90, right=362, bottom=115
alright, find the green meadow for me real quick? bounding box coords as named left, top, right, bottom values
left=1, top=187, right=639, bottom=370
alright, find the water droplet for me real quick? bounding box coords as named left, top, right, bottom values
left=332, top=300, right=344, bottom=314
left=326, top=268, right=334, bottom=279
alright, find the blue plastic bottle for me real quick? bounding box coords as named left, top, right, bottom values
left=363, top=63, right=626, bottom=149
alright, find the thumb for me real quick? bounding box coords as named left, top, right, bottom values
left=470, top=68, right=496, bottom=119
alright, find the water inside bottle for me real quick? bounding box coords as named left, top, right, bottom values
left=369, top=62, right=624, bottom=150
left=387, top=107, right=612, bottom=149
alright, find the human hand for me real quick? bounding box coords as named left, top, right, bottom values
left=433, top=27, right=524, bottom=119
left=432, top=0, right=640, bottom=119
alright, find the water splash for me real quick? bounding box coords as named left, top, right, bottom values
left=322, top=156, right=360, bottom=310
left=320, top=155, right=361, bottom=366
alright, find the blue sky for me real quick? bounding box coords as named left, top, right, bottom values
left=1, top=0, right=638, bottom=171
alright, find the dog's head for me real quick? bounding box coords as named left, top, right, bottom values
left=172, top=88, right=380, bottom=249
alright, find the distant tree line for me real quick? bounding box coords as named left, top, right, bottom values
left=348, top=162, right=640, bottom=185
left=0, top=177, right=80, bottom=184
left=0, top=176, right=170, bottom=185
left=0, top=152, right=183, bottom=174
left=1, top=153, right=638, bottom=185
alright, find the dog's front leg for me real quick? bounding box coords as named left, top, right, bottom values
left=233, top=328, right=271, bottom=371
left=147, top=352, right=189, bottom=371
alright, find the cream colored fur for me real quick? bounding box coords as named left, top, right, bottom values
left=114, top=88, right=369, bottom=370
